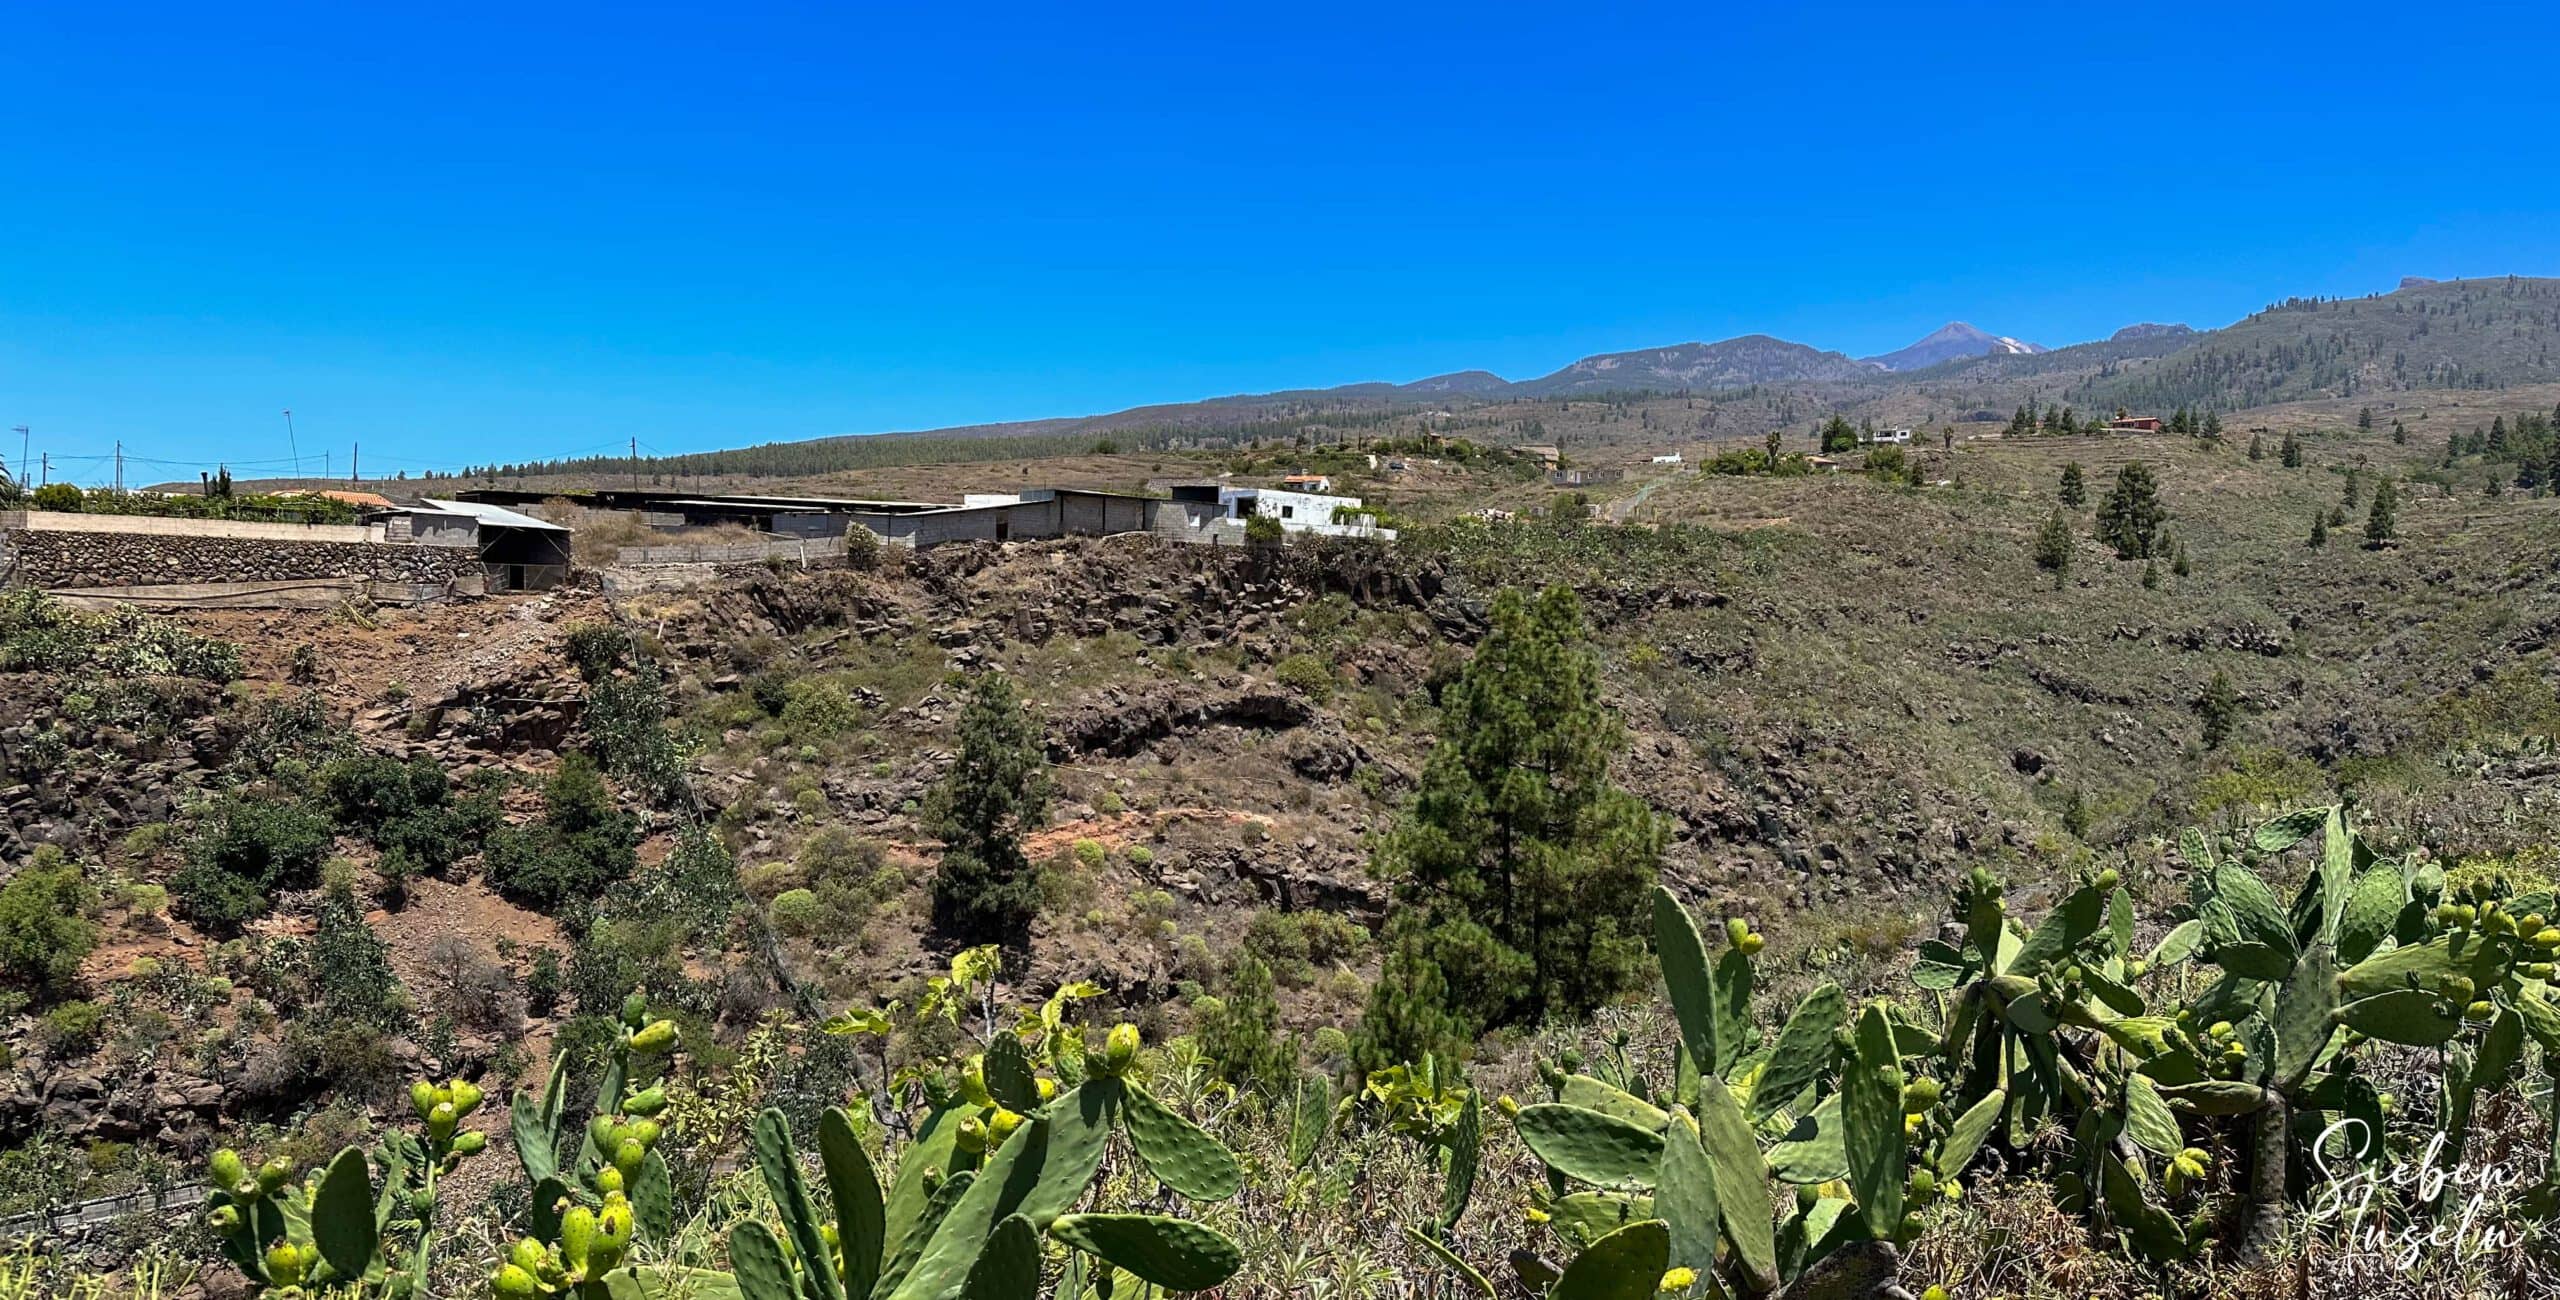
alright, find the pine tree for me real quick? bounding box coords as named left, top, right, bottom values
left=2059, top=462, right=2086, bottom=506
left=2392, top=419, right=2408, bottom=445
left=928, top=673, right=1052, bottom=949
left=2203, top=412, right=2223, bottom=441
left=1365, top=586, right=1662, bottom=1043
left=2197, top=671, right=2241, bottom=749
left=1764, top=429, right=1782, bottom=471
left=2172, top=540, right=2192, bottom=577
left=2280, top=430, right=2304, bottom=468
left=2095, top=461, right=2167, bottom=559
left=1352, top=930, right=1470, bottom=1072
left=2341, top=468, right=2360, bottom=510
left=2033, top=509, right=2074, bottom=582
left=1202, top=953, right=1295, bottom=1095
left=1819, top=415, right=1858, bottom=454
left=2364, top=477, right=2398, bottom=548
left=2308, top=513, right=2328, bottom=548
left=2358, top=406, right=2374, bottom=432
left=2249, top=432, right=2265, bottom=461
left=2141, top=559, right=2160, bottom=589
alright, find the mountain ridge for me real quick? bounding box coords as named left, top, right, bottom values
left=1862, top=322, right=2048, bottom=372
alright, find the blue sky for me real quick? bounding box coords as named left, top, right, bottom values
left=7, top=3, right=2558, bottom=484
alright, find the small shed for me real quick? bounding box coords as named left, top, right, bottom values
left=422, top=498, right=575, bottom=591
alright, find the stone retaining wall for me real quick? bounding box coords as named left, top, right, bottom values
left=6, top=528, right=479, bottom=589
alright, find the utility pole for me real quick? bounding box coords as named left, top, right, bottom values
left=40, top=453, right=49, bottom=485
left=631, top=437, right=640, bottom=491
left=115, top=441, right=124, bottom=493
left=10, top=427, right=24, bottom=486
left=351, top=443, right=359, bottom=484
left=283, top=409, right=299, bottom=479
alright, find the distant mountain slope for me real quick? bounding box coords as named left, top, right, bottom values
left=1514, top=335, right=1874, bottom=396
left=1397, top=370, right=1510, bottom=396
left=1864, top=322, right=2046, bottom=371
left=2073, top=275, right=2560, bottom=411
left=460, top=274, right=2560, bottom=482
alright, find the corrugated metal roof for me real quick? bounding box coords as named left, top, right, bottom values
left=420, top=498, right=572, bottom=532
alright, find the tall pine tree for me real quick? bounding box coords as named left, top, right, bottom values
left=1357, top=586, right=1662, bottom=1060
left=2364, top=477, right=2398, bottom=548
left=2095, top=461, right=2168, bottom=559
left=928, top=673, right=1052, bottom=950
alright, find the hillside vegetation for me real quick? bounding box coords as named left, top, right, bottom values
left=13, top=337, right=2560, bottom=1294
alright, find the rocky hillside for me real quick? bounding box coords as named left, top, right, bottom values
left=10, top=403, right=2560, bottom=1241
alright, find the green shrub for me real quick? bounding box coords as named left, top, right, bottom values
left=42, top=999, right=106, bottom=1055
left=482, top=755, right=637, bottom=912
left=0, top=854, right=97, bottom=1001
left=321, top=753, right=497, bottom=876
left=768, top=888, right=823, bottom=936
left=0, top=589, right=241, bottom=681
left=1273, top=653, right=1335, bottom=701
left=173, top=792, right=333, bottom=934
left=29, top=483, right=82, bottom=512
left=525, top=947, right=565, bottom=1015
left=778, top=678, right=861, bottom=739
left=1072, top=838, right=1108, bottom=870
left=309, top=891, right=404, bottom=1030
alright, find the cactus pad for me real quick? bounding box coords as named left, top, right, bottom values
left=1121, top=1081, right=1242, bottom=1202
left=1547, top=1219, right=1669, bottom=1300
left=1514, top=1103, right=1664, bottom=1189
left=1046, top=1213, right=1243, bottom=1292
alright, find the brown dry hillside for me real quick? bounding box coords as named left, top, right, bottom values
left=8, top=386, right=2560, bottom=1298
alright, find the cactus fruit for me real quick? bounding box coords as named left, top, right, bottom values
left=628, top=1020, right=679, bottom=1054
left=1104, top=1022, right=1141, bottom=1074
left=264, top=1243, right=305, bottom=1286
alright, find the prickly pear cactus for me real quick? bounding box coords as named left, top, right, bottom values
left=210, top=1074, right=490, bottom=1295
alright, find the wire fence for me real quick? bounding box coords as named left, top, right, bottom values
left=0, top=1183, right=209, bottom=1238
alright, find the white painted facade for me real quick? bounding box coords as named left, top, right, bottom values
left=1220, top=487, right=1396, bottom=540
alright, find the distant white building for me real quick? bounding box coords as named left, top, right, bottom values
left=1279, top=473, right=1335, bottom=493
left=1651, top=453, right=1684, bottom=465
left=1221, top=486, right=1394, bottom=539
left=1860, top=427, right=1913, bottom=445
